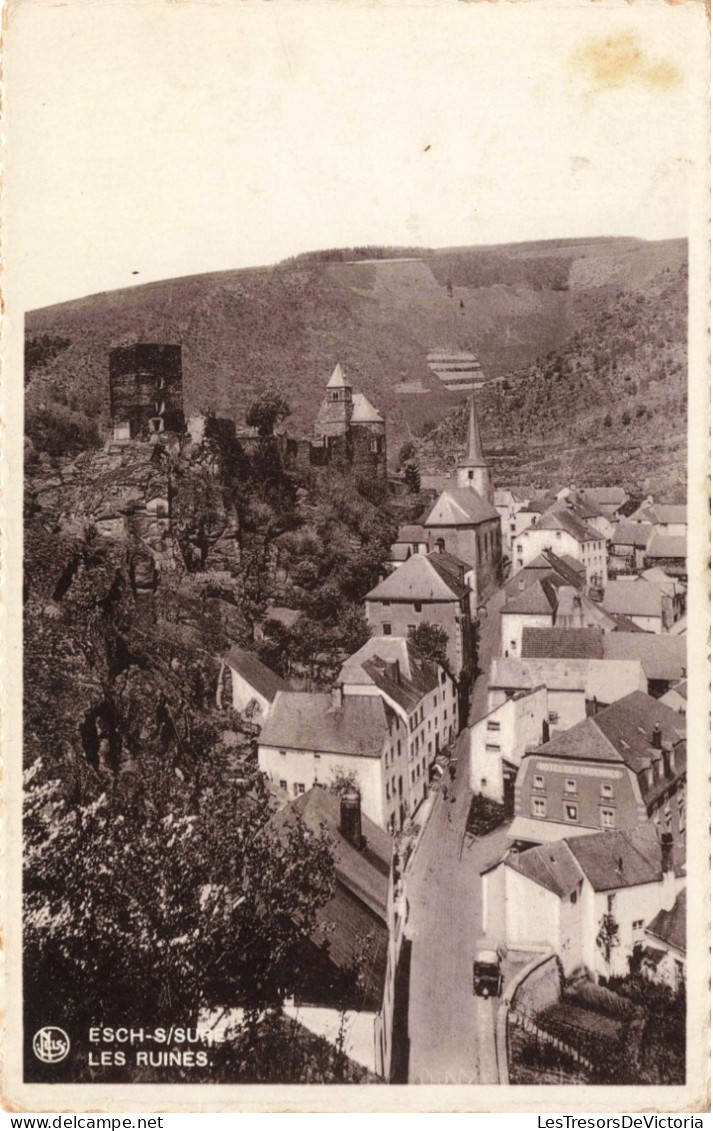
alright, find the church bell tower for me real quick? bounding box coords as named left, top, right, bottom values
left=457, top=394, right=493, bottom=502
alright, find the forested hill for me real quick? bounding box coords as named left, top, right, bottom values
left=25, top=236, right=686, bottom=492
left=417, top=259, right=688, bottom=499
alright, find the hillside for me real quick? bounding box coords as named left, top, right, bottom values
left=25, top=236, right=687, bottom=491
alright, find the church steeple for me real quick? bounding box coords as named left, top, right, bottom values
left=457, top=394, right=492, bottom=500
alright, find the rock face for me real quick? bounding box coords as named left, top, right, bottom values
left=28, top=432, right=242, bottom=577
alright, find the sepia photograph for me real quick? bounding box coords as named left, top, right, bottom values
left=2, top=0, right=709, bottom=1112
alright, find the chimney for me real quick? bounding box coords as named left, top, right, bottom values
left=340, top=788, right=364, bottom=850
left=331, top=685, right=343, bottom=711
left=652, top=723, right=662, bottom=750
left=660, top=831, right=675, bottom=911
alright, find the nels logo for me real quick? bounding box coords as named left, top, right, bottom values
left=32, top=1027, right=70, bottom=1064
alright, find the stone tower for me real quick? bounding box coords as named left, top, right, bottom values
left=109, top=344, right=184, bottom=439
left=314, top=362, right=354, bottom=438
left=456, top=394, right=493, bottom=502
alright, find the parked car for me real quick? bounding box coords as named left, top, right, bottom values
left=473, top=944, right=504, bottom=998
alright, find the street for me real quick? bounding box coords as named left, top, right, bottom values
left=404, top=588, right=509, bottom=1084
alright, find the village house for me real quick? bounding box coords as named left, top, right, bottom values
left=602, top=578, right=669, bottom=634
left=338, top=636, right=459, bottom=816
left=643, top=534, right=687, bottom=580
left=364, top=551, right=475, bottom=679
left=219, top=646, right=290, bottom=722
left=387, top=524, right=431, bottom=571
left=481, top=827, right=685, bottom=980
left=494, top=487, right=531, bottom=555
left=659, top=680, right=687, bottom=716
left=551, top=493, right=616, bottom=543
left=629, top=503, right=687, bottom=538
left=582, top=486, right=632, bottom=516
left=513, top=509, right=607, bottom=588
left=521, top=627, right=686, bottom=699
left=608, top=522, right=654, bottom=573
left=640, top=888, right=686, bottom=992
left=469, top=685, right=549, bottom=809
left=641, top=566, right=686, bottom=622
left=508, top=691, right=686, bottom=847
left=258, top=687, right=409, bottom=830
left=501, top=580, right=638, bottom=658
left=502, top=549, right=586, bottom=599
left=421, top=395, right=502, bottom=603
left=488, top=655, right=647, bottom=734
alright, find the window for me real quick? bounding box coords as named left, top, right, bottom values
left=564, top=802, right=579, bottom=823
left=564, top=779, right=577, bottom=794
left=314, top=753, right=321, bottom=761
left=516, top=544, right=523, bottom=553
left=382, top=600, right=391, bottom=608
left=279, top=749, right=287, bottom=758
left=433, top=695, right=438, bottom=708
left=485, top=743, right=501, bottom=752
left=570, top=890, right=578, bottom=905
left=386, top=782, right=391, bottom=800
left=414, top=601, right=422, bottom=613
left=532, top=797, right=546, bottom=818
left=556, top=531, right=562, bottom=540
left=486, top=721, right=501, bottom=732
left=548, top=711, right=559, bottom=724
left=534, top=774, right=545, bottom=789
left=600, top=808, right=615, bottom=829
left=383, top=623, right=392, bottom=635
left=294, top=783, right=305, bottom=796
left=632, top=919, right=644, bottom=933
left=279, top=780, right=287, bottom=791
left=601, top=782, right=613, bottom=798
left=440, top=670, right=446, bottom=684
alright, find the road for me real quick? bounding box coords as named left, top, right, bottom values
left=404, top=588, right=509, bottom=1084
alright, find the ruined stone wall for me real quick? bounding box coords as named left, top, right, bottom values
left=109, top=344, right=184, bottom=438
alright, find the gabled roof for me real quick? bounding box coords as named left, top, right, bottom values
left=646, top=889, right=686, bottom=953
left=521, top=627, right=605, bottom=660
left=536, top=510, right=601, bottom=543
left=502, top=578, right=559, bottom=616
left=326, top=362, right=350, bottom=389
left=603, top=580, right=663, bottom=619
left=225, top=647, right=290, bottom=702
left=270, top=787, right=391, bottom=1008
left=351, top=392, right=384, bottom=424
left=506, top=839, right=583, bottom=898
left=646, top=534, right=687, bottom=560
left=601, top=633, right=687, bottom=682
left=611, top=522, right=654, bottom=548
left=650, top=505, right=687, bottom=526
left=584, top=487, right=629, bottom=508
left=489, top=656, right=587, bottom=692
left=260, top=692, right=389, bottom=757
left=366, top=553, right=467, bottom=602
left=424, top=486, right=499, bottom=527
left=533, top=690, right=686, bottom=774
left=338, top=636, right=440, bottom=713
left=566, top=827, right=685, bottom=892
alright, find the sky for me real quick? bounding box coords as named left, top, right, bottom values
left=5, top=0, right=707, bottom=312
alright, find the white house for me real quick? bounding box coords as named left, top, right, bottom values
left=481, top=828, right=685, bottom=979
left=338, top=635, right=459, bottom=816
left=469, top=685, right=549, bottom=804
left=641, top=888, right=685, bottom=992
left=514, top=510, right=607, bottom=587
left=258, top=687, right=410, bottom=831
left=220, top=646, right=290, bottom=722
left=602, top=579, right=667, bottom=634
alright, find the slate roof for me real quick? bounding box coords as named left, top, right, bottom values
left=260, top=692, right=389, bottom=758
left=650, top=505, right=687, bottom=526
left=271, top=787, right=391, bottom=1008
left=521, top=627, right=605, bottom=660
left=601, top=633, right=687, bottom=682
left=424, top=486, right=499, bottom=527
left=351, top=392, right=384, bottom=424
left=646, top=889, right=686, bottom=953
left=225, top=647, right=290, bottom=702
left=532, top=690, right=686, bottom=775
left=536, top=511, right=601, bottom=543
left=507, top=839, right=583, bottom=898
left=366, top=553, right=467, bottom=602
left=646, top=534, right=687, bottom=560
left=566, top=827, right=685, bottom=892
left=489, top=656, right=587, bottom=692
left=584, top=487, right=629, bottom=508
left=502, top=578, right=559, bottom=616
left=611, top=522, right=654, bottom=549
left=603, top=580, right=663, bottom=619
left=338, top=636, right=440, bottom=713
left=326, top=362, right=350, bottom=389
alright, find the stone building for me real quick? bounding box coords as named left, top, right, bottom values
left=422, top=395, right=502, bottom=604
left=109, top=344, right=184, bottom=439
left=303, top=362, right=387, bottom=479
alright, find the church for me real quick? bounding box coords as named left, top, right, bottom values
left=423, top=395, right=502, bottom=605
left=311, top=362, right=387, bottom=478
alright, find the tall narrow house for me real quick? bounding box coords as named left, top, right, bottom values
left=423, top=395, right=502, bottom=604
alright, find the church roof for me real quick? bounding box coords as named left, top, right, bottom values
left=351, top=392, right=383, bottom=424
left=459, top=394, right=488, bottom=469
left=366, top=553, right=467, bottom=602
left=424, top=487, right=499, bottom=528
left=326, top=362, right=350, bottom=389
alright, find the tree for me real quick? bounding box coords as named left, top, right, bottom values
left=408, top=622, right=449, bottom=668
left=398, top=440, right=416, bottom=466
left=245, top=391, right=291, bottom=438
left=403, top=460, right=421, bottom=494
left=596, top=907, right=620, bottom=974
